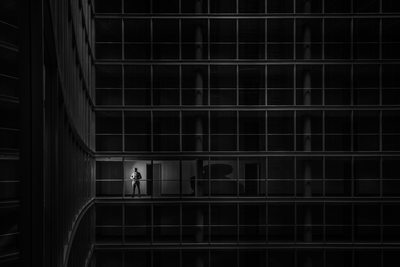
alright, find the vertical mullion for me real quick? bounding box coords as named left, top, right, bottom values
left=236, top=60, right=239, bottom=108
left=322, top=84, right=325, bottom=152
left=122, top=159, right=125, bottom=198
left=380, top=158, right=384, bottom=243
left=236, top=202, right=239, bottom=244
left=380, top=153, right=383, bottom=198
left=265, top=68, right=268, bottom=151
left=150, top=17, right=154, bottom=61
left=264, top=17, right=267, bottom=61
left=122, top=88, right=125, bottom=155
left=122, top=203, right=125, bottom=244
left=151, top=69, right=154, bottom=152
left=208, top=202, right=211, bottom=244
left=293, top=18, right=296, bottom=61
left=180, top=203, right=183, bottom=245
left=122, top=18, right=125, bottom=61
left=322, top=63, right=325, bottom=106
left=351, top=17, right=354, bottom=61
left=379, top=63, right=382, bottom=106
left=322, top=155, right=326, bottom=198
left=151, top=203, right=154, bottom=244
left=322, top=18, right=325, bottom=61
left=236, top=18, right=239, bottom=61
left=265, top=194, right=268, bottom=244
left=179, top=89, right=182, bottom=152
left=351, top=108, right=354, bottom=159
left=208, top=106, right=210, bottom=153
left=350, top=63, right=354, bottom=106
left=179, top=18, right=182, bottom=61
left=323, top=200, right=326, bottom=245
left=351, top=202, right=355, bottom=244
left=293, top=69, right=297, bottom=150
left=351, top=155, right=355, bottom=198
left=294, top=187, right=297, bottom=245
left=207, top=19, right=210, bottom=61
left=236, top=89, right=239, bottom=153
left=380, top=109, right=383, bottom=153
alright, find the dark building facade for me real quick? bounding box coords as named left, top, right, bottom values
left=0, top=0, right=96, bottom=266
left=1, top=0, right=400, bottom=266
left=93, top=0, right=400, bottom=267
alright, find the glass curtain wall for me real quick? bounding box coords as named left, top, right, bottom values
left=94, top=0, right=400, bottom=266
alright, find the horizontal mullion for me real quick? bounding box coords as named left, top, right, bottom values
left=95, top=197, right=400, bottom=203
left=95, top=60, right=400, bottom=64
left=94, top=152, right=400, bottom=157
left=94, top=106, right=400, bottom=110
left=95, top=14, right=400, bottom=19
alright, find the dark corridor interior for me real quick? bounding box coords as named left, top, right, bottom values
left=1, top=0, right=400, bottom=266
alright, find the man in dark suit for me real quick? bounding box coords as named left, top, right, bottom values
left=130, top=168, right=142, bottom=197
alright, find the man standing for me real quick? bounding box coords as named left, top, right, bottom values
left=130, top=168, right=142, bottom=197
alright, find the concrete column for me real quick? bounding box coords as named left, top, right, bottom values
left=302, top=1, right=313, bottom=267
left=193, top=3, right=205, bottom=267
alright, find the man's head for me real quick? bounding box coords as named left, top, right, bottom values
left=134, top=168, right=138, bottom=171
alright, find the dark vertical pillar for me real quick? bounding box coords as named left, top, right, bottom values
left=194, top=1, right=205, bottom=266
left=302, top=1, right=313, bottom=267
left=20, top=0, right=45, bottom=266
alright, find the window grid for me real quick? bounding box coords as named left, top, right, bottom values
left=95, top=201, right=400, bottom=245
left=95, top=17, right=400, bottom=61
left=93, top=1, right=400, bottom=266
left=95, top=110, right=397, bottom=152
left=95, top=0, right=400, bottom=14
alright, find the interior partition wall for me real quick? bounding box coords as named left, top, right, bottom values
left=94, top=0, right=400, bottom=266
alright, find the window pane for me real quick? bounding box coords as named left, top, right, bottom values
left=96, top=111, right=122, bottom=134
left=211, top=111, right=236, bottom=134
left=182, top=0, right=208, bottom=13
left=267, top=0, right=294, bottom=13
left=210, top=19, right=236, bottom=42
left=210, top=0, right=236, bottom=13
left=153, top=0, right=179, bottom=13
left=96, top=19, right=121, bottom=42
left=324, top=0, right=351, bottom=13
left=267, top=19, right=293, bottom=42
left=296, top=0, right=322, bottom=13
left=97, top=65, right=122, bottom=88
left=153, top=19, right=179, bottom=42
left=268, top=157, right=294, bottom=179
left=124, top=0, right=150, bottom=13
left=268, top=65, right=294, bottom=88
left=239, top=20, right=265, bottom=42
left=96, top=161, right=123, bottom=180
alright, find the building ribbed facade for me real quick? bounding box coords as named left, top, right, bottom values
left=0, top=0, right=96, bottom=266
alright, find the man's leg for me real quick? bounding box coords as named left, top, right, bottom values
left=133, top=182, right=140, bottom=197
left=132, top=182, right=136, bottom=197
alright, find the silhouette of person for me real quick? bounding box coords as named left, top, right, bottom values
left=130, top=168, right=142, bottom=197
